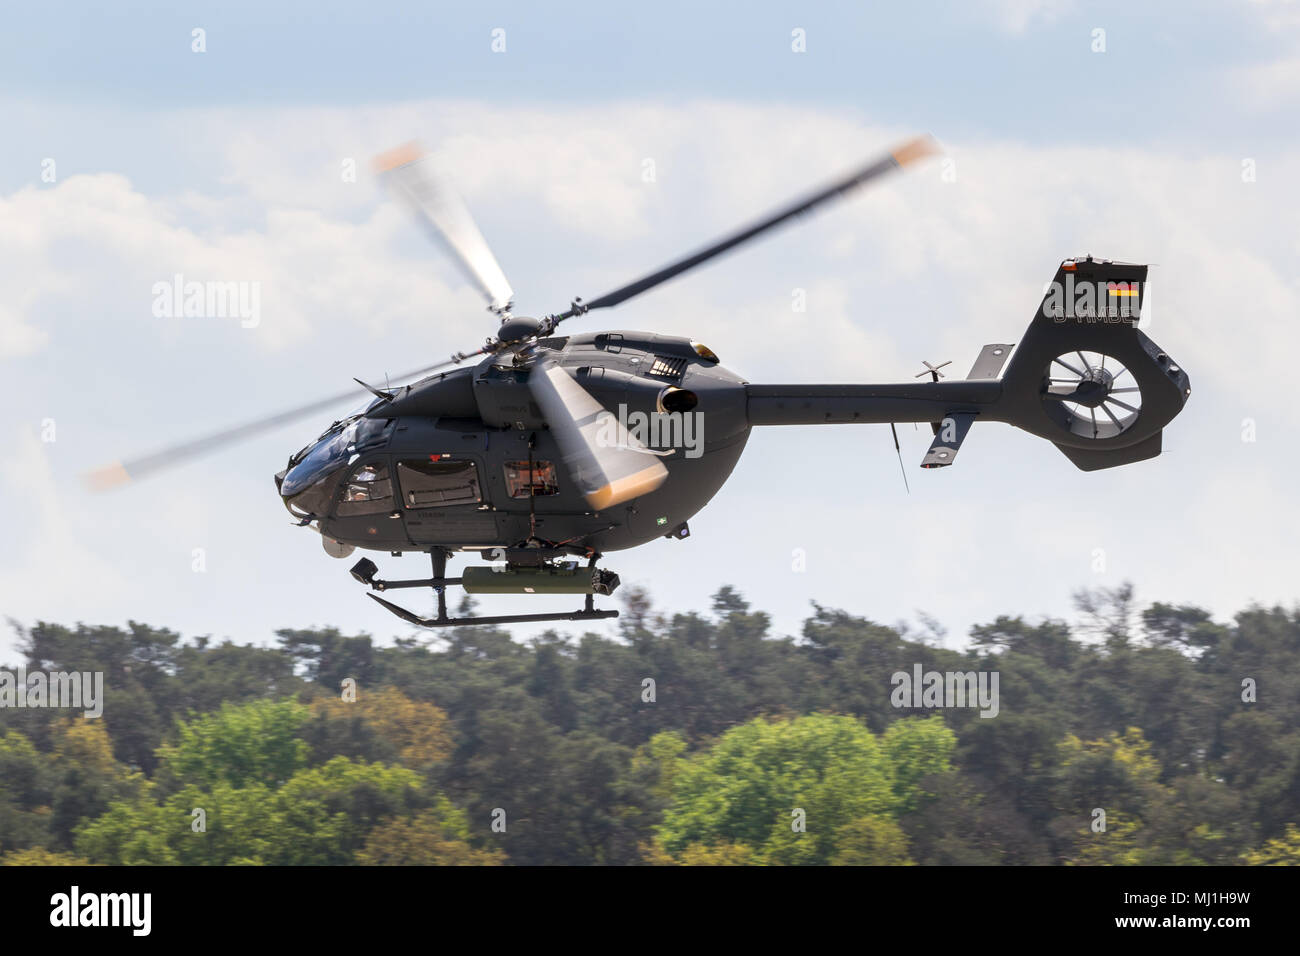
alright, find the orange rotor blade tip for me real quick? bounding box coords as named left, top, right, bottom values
left=892, top=135, right=941, bottom=168
left=584, top=465, right=667, bottom=511
left=85, top=462, right=132, bottom=492
left=372, top=142, right=425, bottom=173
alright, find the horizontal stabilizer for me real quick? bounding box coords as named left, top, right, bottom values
left=921, top=412, right=975, bottom=468
left=966, top=344, right=1015, bottom=380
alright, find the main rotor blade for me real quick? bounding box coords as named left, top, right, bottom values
left=527, top=358, right=668, bottom=510
left=376, top=144, right=515, bottom=314
left=556, top=135, right=938, bottom=321
left=85, top=351, right=488, bottom=491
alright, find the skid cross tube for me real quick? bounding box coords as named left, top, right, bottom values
left=370, top=577, right=464, bottom=591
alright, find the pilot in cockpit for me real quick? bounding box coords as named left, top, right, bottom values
left=345, top=464, right=381, bottom=502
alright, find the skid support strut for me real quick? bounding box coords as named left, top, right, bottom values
left=352, top=549, right=621, bottom=628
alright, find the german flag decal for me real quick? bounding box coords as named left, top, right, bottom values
left=1107, top=281, right=1140, bottom=297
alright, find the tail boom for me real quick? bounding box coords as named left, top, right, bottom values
left=743, top=256, right=1190, bottom=472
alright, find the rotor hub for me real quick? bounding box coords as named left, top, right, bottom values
left=1071, top=365, right=1115, bottom=408
left=1082, top=365, right=1114, bottom=388
left=496, top=315, right=543, bottom=344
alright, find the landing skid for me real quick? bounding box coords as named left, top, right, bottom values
left=367, top=592, right=618, bottom=628
left=352, top=548, right=620, bottom=629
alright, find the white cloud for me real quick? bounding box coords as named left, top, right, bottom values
left=0, top=428, right=129, bottom=615
left=1234, top=0, right=1300, bottom=106
left=1236, top=55, right=1300, bottom=107
left=983, top=0, right=1075, bottom=34
left=0, top=171, right=480, bottom=355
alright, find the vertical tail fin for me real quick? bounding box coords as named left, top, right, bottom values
left=998, top=256, right=1189, bottom=469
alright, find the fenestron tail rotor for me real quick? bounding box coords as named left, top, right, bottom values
left=1042, top=349, right=1144, bottom=440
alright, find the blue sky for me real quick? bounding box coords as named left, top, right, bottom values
left=1, top=2, right=1292, bottom=143
left=3, top=0, right=1299, bottom=655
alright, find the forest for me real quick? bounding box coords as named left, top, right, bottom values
left=1, top=583, right=1298, bottom=866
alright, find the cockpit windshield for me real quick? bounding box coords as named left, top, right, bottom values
left=283, top=421, right=356, bottom=498
left=281, top=414, right=392, bottom=515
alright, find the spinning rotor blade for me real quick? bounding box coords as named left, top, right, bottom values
left=376, top=144, right=515, bottom=314
left=527, top=358, right=668, bottom=510
left=556, top=135, right=938, bottom=321
left=85, top=352, right=488, bottom=491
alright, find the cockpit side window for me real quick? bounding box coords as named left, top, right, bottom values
left=397, top=458, right=482, bottom=508
left=336, top=462, right=394, bottom=516
left=503, top=460, right=559, bottom=498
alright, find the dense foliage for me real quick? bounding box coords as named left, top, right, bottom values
left=2, top=583, right=1297, bottom=865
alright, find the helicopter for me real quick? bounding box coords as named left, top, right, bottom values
left=89, top=136, right=1190, bottom=628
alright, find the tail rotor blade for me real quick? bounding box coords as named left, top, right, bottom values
left=527, top=358, right=668, bottom=510
left=376, top=143, right=515, bottom=314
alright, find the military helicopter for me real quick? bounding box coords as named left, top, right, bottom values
left=89, top=136, right=1190, bottom=628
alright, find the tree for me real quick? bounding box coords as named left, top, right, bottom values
left=1072, top=583, right=1137, bottom=650
left=0, top=730, right=52, bottom=854
left=900, top=770, right=1049, bottom=865
left=306, top=687, right=453, bottom=770
left=1243, top=824, right=1300, bottom=865
left=157, top=699, right=309, bottom=791
left=2, top=847, right=93, bottom=866
left=675, top=842, right=757, bottom=865
left=74, top=784, right=180, bottom=865
left=1055, top=728, right=1243, bottom=865
left=265, top=757, right=424, bottom=865
left=656, top=714, right=939, bottom=865
left=10, top=588, right=1300, bottom=867
left=881, top=716, right=955, bottom=813
left=48, top=719, right=134, bottom=852
left=357, top=797, right=504, bottom=865
left=831, top=816, right=913, bottom=865
left=276, top=627, right=378, bottom=691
